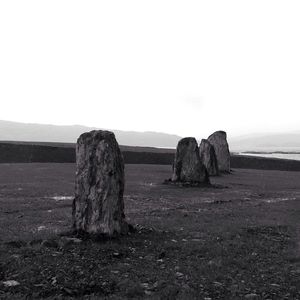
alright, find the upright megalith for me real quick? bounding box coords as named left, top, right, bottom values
left=207, top=131, right=230, bottom=173
left=72, top=130, right=128, bottom=236
left=171, top=137, right=209, bottom=184
left=199, top=139, right=219, bottom=176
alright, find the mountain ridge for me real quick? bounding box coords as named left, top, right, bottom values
left=0, top=120, right=181, bottom=148
left=229, top=132, right=300, bottom=152
left=0, top=120, right=299, bottom=151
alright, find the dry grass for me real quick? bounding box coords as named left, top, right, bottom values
left=0, top=163, right=299, bottom=299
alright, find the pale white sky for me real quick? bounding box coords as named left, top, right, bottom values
left=0, top=0, right=299, bottom=139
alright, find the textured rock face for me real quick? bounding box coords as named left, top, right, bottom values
left=207, top=131, right=230, bottom=172
left=172, top=137, right=209, bottom=183
left=72, top=130, right=128, bottom=236
left=199, top=139, right=219, bottom=176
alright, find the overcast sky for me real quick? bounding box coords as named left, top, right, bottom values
left=0, top=1, right=299, bottom=139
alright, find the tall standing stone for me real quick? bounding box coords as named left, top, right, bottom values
left=172, top=137, right=209, bottom=183
left=199, top=139, right=219, bottom=176
left=72, top=130, right=128, bottom=236
left=207, top=131, right=230, bottom=173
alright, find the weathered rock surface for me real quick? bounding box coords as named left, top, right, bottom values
left=171, top=137, right=209, bottom=183
left=72, top=130, right=128, bottom=236
left=207, top=131, right=230, bottom=173
left=199, top=139, right=219, bottom=176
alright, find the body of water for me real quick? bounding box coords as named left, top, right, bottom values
left=239, top=153, right=300, bottom=161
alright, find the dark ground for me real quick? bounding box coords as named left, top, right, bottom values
left=1, top=141, right=300, bottom=172
left=0, top=163, right=299, bottom=299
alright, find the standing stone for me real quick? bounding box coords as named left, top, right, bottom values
left=199, top=139, right=219, bottom=176
left=72, top=130, right=128, bottom=236
left=172, top=137, right=209, bottom=183
left=207, top=131, right=230, bottom=173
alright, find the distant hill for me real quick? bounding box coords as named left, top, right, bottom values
left=229, top=132, right=300, bottom=152
left=0, top=120, right=181, bottom=148
left=1, top=120, right=299, bottom=152
left=0, top=140, right=300, bottom=171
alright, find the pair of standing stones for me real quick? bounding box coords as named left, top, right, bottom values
left=171, top=131, right=230, bottom=184
left=72, top=130, right=230, bottom=237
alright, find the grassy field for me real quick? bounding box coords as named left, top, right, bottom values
left=0, top=163, right=299, bottom=299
